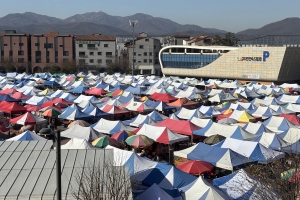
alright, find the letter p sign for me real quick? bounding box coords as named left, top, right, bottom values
left=263, top=51, right=270, bottom=62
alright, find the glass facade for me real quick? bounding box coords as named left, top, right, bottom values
left=161, top=53, right=221, bottom=69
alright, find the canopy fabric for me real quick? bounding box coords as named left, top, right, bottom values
left=11, top=91, right=30, bottom=100
left=100, top=104, right=129, bottom=115
left=263, top=116, right=300, bottom=132
left=149, top=92, right=178, bottom=103
left=41, top=98, right=72, bottom=108
left=174, top=107, right=205, bottom=120
left=229, top=110, right=256, bottom=123
left=91, top=118, right=135, bottom=135
left=193, top=122, right=257, bottom=140
left=218, top=118, right=238, bottom=125
left=215, top=138, right=285, bottom=163
left=60, top=124, right=103, bottom=141
left=253, top=132, right=289, bottom=150
left=10, top=112, right=47, bottom=125
left=24, top=96, right=51, bottom=106
left=167, top=98, right=199, bottom=107
left=147, top=110, right=168, bottom=122
left=60, top=138, right=96, bottom=149
left=284, top=103, right=300, bottom=112
left=85, top=88, right=107, bottom=96
left=135, top=183, right=176, bottom=200
left=6, top=130, right=47, bottom=141
left=278, top=128, right=300, bottom=143
left=248, top=107, right=279, bottom=119
left=208, top=93, right=238, bottom=103
left=81, top=105, right=111, bottom=118
left=124, top=101, right=154, bottom=112
left=199, top=106, right=221, bottom=117
left=180, top=176, right=229, bottom=200
left=0, top=101, right=27, bottom=114
left=0, top=94, right=20, bottom=102
left=279, top=114, right=300, bottom=126
left=242, top=122, right=271, bottom=135
left=67, top=120, right=90, bottom=128
left=174, top=142, right=253, bottom=170
left=203, top=134, right=226, bottom=145
left=213, top=169, right=281, bottom=200
left=155, top=118, right=201, bottom=136
left=58, top=106, right=92, bottom=120
left=68, top=85, right=88, bottom=94
left=177, top=160, right=214, bottom=175
left=277, top=94, right=300, bottom=104
left=136, top=124, right=189, bottom=144
left=190, top=117, right=213, bottom=128
left=123, top=114, right=157, bottom=127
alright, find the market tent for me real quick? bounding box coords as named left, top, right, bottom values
left=57, top=92, right=77, bottom=102
left=0, top=88, right=17, bottom=95
left=218, top=118, right=238, bottom=125
left=24, top=96, right=51, bottom=106
left=11, top=91, right=30, bottom=100
left=10, top=112, right=47, bottom=125
left=215, top=137, right=285, bottom=163
left=100, top=104, right=129, bottom=115
left=81, top=105, right=111, bottom=118
left=145, top=100, right=177, bottom=111
left=58, top=106, right=92, bottom=120
left=60, top=124, right=103, bottom=141
left=193, top=122, right=257, bottom=140
left=134, top=183, right=177, bottom=200
left=124, top=101, right=155, bottom=112
left=85, top=88, right=107, bottom=96
left=6, top=130, right=47, bottom=141
left=199, top=106, right=221, bottom=117
left=279, top=114, right=300, bottom=126
left=269, top=105, right=295, bottom=114
left=284, top=103, right=300, bottom=112
left=0, top=101, right=27, bottom=114
left=41, top=97, right=72, bottom=108
left=167, top=98, right=199, bottom=107
left=180, top=176, right=229, bottom=200
left=123, top=114, right=157, bottom=127
left=263, top=116, right=300, bottom=132
left=213, top=169, right=280, bottom=200
left=229, top=110, right=256, bottom=123
left=174, top=142, right=253, bottom=170
left=239, top=88, right=262, bottom=99
left=149, top=92, right=178, bottom=103
left=278, top=128, right=300, bottom=143
left=236, top=102, right=256, bottom=110
left=136, top=124, right=189, bottom=144
left=73, top=94, right=98, bottom=104
left=43, top=80, right=60, bottom=87
left=106, top=145, right=197, bottom=188
left=155, top=118, right=201, bottom=136
left=248, top=106, right=280, bottom=119
left=242, top=122, right=272, bottom=135
left=0, top=94, right=20, bottom=102
left=190, top=117, right=213, bottom=128
left=203, top=134, right=226, bottom=145
left=68, top=85, right=89, bottom=94
left=253, top=132, right=289, bottom=150
left=174, top=107, right=207, bottom=120
left=147, top=110, right=168, bottom=122
left=251, top=98, right=277, bottom=106
left=60, top=138, right=97, bottom=149
left=277, top=94, right=300, bottom=104
left=91, top=118, right=135, bottom=135
left=208, top=93, right=238, bottom=103
left=206, top=89, right=224, bottom=97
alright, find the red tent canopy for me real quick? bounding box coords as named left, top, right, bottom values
left=101, top=104, right=129, bottom=115
left=11, top=92, right=30, bottom=100
left=149, top=92, right=178, bottom=103
left=0, top=88, right=17, bottom=95
left=10, top=112, right=45, bottom=125
left=280, top=114, right=300, bottom=126
left=155, top=118, right=201, bottom=136
left=41, top=98, right=72, bottom=108
left=85, top=88, right=107, bottom=96
left=167, top=98, right=199, bottom=107
left=1, top=102, right=27, bottom=114
left=217, top=113, right=232, bottom=120
left=24, top=104, right=42, bottom=112
left=177, top=160, right=214, bottom=175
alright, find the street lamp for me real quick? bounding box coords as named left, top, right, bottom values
left=40, top=127, right=61, bottom=200
left=129, top=20, right=138, bottom=76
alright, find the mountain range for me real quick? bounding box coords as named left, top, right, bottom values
left=0, top=11, right=300, bottom=39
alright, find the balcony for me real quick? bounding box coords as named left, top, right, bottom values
left=79, top=55, right=88, bottom=58
left=87, top=47, right=98, bottom=50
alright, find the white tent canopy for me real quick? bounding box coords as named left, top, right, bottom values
left=60, top=138, right=97, bottom=149
left=60, top=124, right=103, bottom=141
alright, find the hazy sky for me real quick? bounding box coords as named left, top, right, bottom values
left=2, top=0, right=300, bottom=32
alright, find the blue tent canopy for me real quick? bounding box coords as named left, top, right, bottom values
left=44, top=81, right=60, bottom=87
left=0, top=94, right=20, bottom=102
left=82, top=105, right=111, bottom=118
left=58, top=106, right=92, bottom=120
left=68, top=86, right=89, bottom=94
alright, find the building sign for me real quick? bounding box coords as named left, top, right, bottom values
left=237, top=51, right=270, bottom=62
left=241, top=74, right=260, bottom=79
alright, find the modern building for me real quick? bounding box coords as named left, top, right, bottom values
left=166, top=34, right=190, bottom=46
left=159, top=45, right=300, bottom=82
left=127, top=34, right=162, bottom=75
left=31, top=32, right=74, bottom=73
left=0, top=30, right=31, bottom=73
left=75, top=34, right=116, bottom=72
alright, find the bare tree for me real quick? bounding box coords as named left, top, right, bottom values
left=71, top=157, right=133, bottom=200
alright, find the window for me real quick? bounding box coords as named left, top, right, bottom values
left=145, top=39, right=149, bottom=42
left=59, top=44, right=64, bottom=47
left=55, top=51, right=58, bottom=56
left=18, top=58, right=24, bottom=63
left=144, top=52, right=147, bottom=56
left=9, top=51, right=13, bottom=56
left=46, top=51, right=50, bottom=57
left=149, top=59, right=153, bottom=63
left=79, top=52, right=86, bottom=57
left=139, top=45, right=144, bottom=49
left=63, top=51, right=69, bottom=56
left=1, top=51, right=4, bottom=56
left=79, top=59, right=85, bottom=64
left=35, top=51, right=41, bottom=56
left=97, top=52, right=102, bottom=55
left=106, top=52, right=113, bottom=57
left=18, top=51, right=24, bottom=56
left=144, top=59, right=147, bottom=63
left=138, top=61, right=141, bottom=63
left=106, top=59, right=112, bottom=64
left=3, top=44, right=7, bottom=46
left=90, top=59, right=94, bottom=63
left=133, top=52, right=136, bottom=56
left=149, top=52, right=153, bottom=56
left=154, top=45, right=156, bottom=49
left=63, top=58, right=69, bottom=63
left=104, top=44, right=108, bottom=47
left=138, top=54, right=141, bottom=56
left=87, top=44, right=96, bottom=49
left=155, top=59, right=159, bottom=64
left=89, top=52, right=94, bottom=56
left=19, top=43, right=23, bottom=46
left=97, top=59, right=102, bottom=63
left=46, top=59, right=50, bottom=63
left=44, top=43, right=53, bottom=48
left=79, top=44, right=83, bottom=47
left=155, top=52, right=158, bottom=58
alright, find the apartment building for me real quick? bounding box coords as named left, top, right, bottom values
left=0, top=30, right=31, bottom=73
left=75, top=34, right=116, bottom=72
left=127, top=33, right=162, bottom=75
left=31, top=32, right=74, bottom=73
